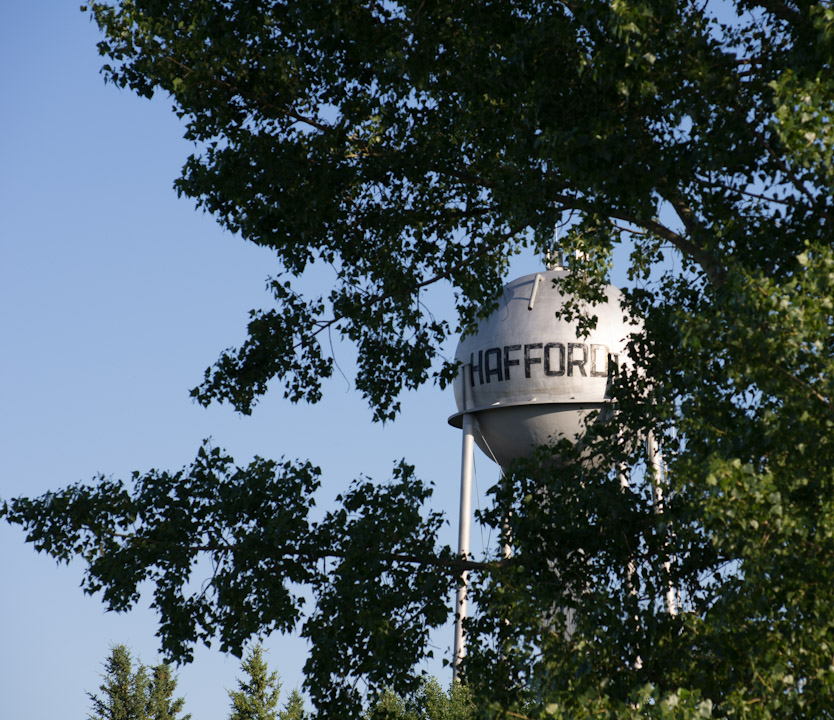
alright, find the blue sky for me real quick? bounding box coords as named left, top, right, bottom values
left=0, top=4, right=505, bottom=717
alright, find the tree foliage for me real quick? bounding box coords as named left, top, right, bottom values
left=228, top=645, right=281, bottom=720
left=368, top=678, right=474, bottom=720
left=88, top=645, right=190, bottom=720
left=228, top=644, right=307, bottom=720
left=7, top=0, right=834, bottom=717
left=280, top=689, right=306, bottom=720
left=148, top=664, right=191, bottom=720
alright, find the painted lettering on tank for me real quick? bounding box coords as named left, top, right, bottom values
left=468, top=342, right=612, bottom=386
left=568, top=343, right=587, bottom=376
left=523, top=343, right=543, bottom=378
left=590, top=344, right=609, bottom=377
left=484, top=347, right=503, bottom=383
left=470, top=350, right=484, bottom=385
left=503, top=344, right=521, bottom=380
left=544, top=342, right=565, bottom=376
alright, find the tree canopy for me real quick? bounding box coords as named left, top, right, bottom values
left=6, top=0, right=834, bottom=717
left=369, top=678, right=474, bottom=720
left=88, top=645, right=191, bottom=720
left=228, top=644, right=304, bottom=720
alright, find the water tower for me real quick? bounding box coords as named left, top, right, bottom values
left=447, top=263, right=666, bottom=674
left=448, top=267, right=632, bottom=466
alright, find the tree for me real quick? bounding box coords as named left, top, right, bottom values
left=88, top=645, right=190, bottom=720
left=6, top=0, right=834, bottom=717
left=228, top=644, right=280, bottom=720
left=369, top=679, right=474, bottom=720
left=89, top=645, right=149, bottom=720
left=148, top=664, right=191, bottom=720
left=279, top=689, right=306, bottom=720
left=228, top=644, right=302, bottom=720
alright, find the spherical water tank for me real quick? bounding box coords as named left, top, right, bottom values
left=448, top=269, right=634, bottom=468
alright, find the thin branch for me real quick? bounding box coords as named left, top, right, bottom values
left=696, top=173, right=799, bottom=208
left=610, top=221, right=648, bottom=236
left=754, top=126, right=834, bottom=222
left=743, top=0, right=802, bottom=24
left=549, top=191, right=724, bottom=284
left=102, top=529, right=503, bottom=574
left=765, top=360, right=834, bottom=412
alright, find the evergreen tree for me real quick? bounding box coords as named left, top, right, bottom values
left=368, top=690, right=412, bottom=720
left=88, top=646, right=189, bottom=720
left=278, top=689, right=306, bottom=720
left=420, top=680, right=473, bottom=720
left=88, top=645, right=149, bottom=720
left=368, top=679, right=473, bottom=720
left=147, top=663, right=191, bottom=720
left=228, top=645, right=282, bottom=720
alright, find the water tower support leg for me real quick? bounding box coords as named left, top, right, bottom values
left=619, top=463, right=643, bottom=668
left=647, top=432, right=677, bottom=616
left=500, top=468, right=513, bottom=560
left=453, top=413, right=475, bottom=680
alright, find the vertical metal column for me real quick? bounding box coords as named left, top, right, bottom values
left=453, top=364, right=476, bottom=679
left=501, top=467, right=512, bottom=562
left=453, top=411, right=475, bottom=679
left=646, top=431, right=677, bottom=616
left=619, top=460, right=643, bottom=668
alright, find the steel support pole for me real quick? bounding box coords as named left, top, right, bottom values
left=498, top=468, right=512, bottom=560
left=453, top=411, right=475, bottom=679
left=646, top=431, right=677, bottom=616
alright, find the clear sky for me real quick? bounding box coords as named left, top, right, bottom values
left=0, top=4, right=652, bottom=719
left=0, top=4, right=504, bottom=718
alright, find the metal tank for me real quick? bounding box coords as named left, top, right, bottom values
left=448, top=269, right=634, bottom=468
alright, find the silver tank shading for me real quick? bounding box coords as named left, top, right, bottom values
left=448, top=269, right=634, bottom=468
